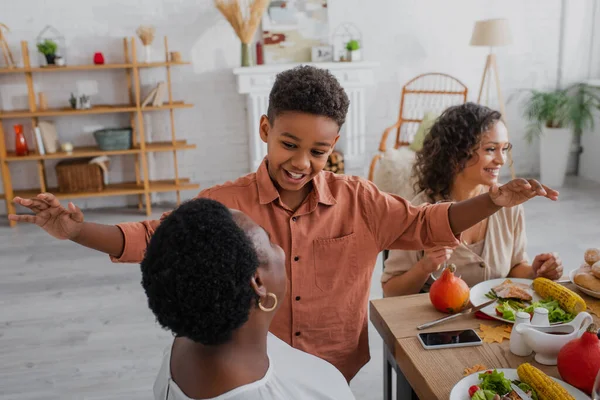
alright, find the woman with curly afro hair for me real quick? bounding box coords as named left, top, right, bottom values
left=382, top=102, right=564, bottom=297
left=145, top=198, right=354, bottom=399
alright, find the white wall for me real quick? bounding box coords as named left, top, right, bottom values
left=579, top=2, right=600, bottom=183
left=0, top=0, right=593, bottom=214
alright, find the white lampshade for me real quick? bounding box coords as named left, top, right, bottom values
left=470, top=18, right=512, bottom=47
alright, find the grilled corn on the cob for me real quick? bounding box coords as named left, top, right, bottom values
left=517, top=363, right=575, bottom=400
left=532, top=277, right=586, bottom=314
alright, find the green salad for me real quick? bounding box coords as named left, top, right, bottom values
left=468, top=369, right=538, bottom=400
left=485, top=290, right=573, bottom=323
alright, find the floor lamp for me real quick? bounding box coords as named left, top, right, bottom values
left=470, top=18, right=515, bottom=178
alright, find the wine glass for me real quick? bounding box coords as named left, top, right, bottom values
left=592, top=368, right=600, bottom=400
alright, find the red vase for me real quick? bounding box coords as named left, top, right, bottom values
left=256, top=42, right=264, bottom=65
left=93, top=52, right=105, bottom=65
left=14, top=124, right=29, bottom=156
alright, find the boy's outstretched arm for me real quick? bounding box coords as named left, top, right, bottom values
left=363, top=177, right=559, bottom=253
left=9, top=193, right=129, bottom=258
left=447, top=178, right=559, bottom=234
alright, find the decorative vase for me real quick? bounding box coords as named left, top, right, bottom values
left=93, top=52, right=105, bottom=65
left=144, top=45, right=151, bottom=63
left=540, top=126, right=572, bottom=187
left=241, top=43, right=252, bottom=67
left=256, top=42, right=264, bottom=65
left=347, top=49, right=361, bottom=62
left=14, top=124, right=29, bottom=156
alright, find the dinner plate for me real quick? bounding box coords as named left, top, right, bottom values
left=570, top=268, right=600, bottom=299
left=449, top=368, right=589, bottom=400
left=469, top=278, right=540, bottom=324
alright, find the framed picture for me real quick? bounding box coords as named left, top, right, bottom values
left=311, top=45, right=333, bottom=62
left=262, top=0, right=330, bottom=64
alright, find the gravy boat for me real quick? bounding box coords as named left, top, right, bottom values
left=515, top=311, right=593, bottom=365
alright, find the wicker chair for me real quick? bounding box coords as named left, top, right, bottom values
left=368, top=73, right=468, bottom=182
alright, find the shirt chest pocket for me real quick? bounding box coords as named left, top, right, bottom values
left=313, top=232, right=358, bottom=292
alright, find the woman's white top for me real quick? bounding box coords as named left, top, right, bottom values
left=153, top=333, right=356, bottom=400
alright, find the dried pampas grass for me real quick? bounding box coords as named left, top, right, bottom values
left=214, top=0, right=269, bottom=44
left=136, top=25, right=156, bottom=46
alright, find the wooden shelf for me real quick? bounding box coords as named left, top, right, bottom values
left=0, top=67, right=27, bottom=74
left=0, top=105, right=137, bottom=119
left=3, top=140, right=196, bottom=161
left=142, top=102, right=194, bottom=112
left=0, top=36, right=197, bottom=226
left=0, top=103, right=193, bottom=119
left=0, top=179, right=199, bottom=201
left=144, top=140, right=196, bottom=152
left=137, top=61, right=191, bottom=68
left=0, top=62, right=190, bottom=74
left=28, top=64, right=135, bottom=72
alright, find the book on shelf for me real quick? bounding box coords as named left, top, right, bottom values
left=141, top=82, right=166, bottom=108
left=34, top=126, right=45, bottom=155
left=38, top=121, right=59, bottom=154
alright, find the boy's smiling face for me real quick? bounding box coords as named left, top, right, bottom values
left=260, top=111, right=340, bottom=193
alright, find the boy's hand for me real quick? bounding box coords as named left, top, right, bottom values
left=8, top=193, right=84, bottom=240
left=489, top=178, right=559, bottom=207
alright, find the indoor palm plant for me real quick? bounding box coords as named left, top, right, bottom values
left=518, top=82, right=600, bottom=187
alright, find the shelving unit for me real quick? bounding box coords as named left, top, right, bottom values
left=0, top=37, right=199, bottom=227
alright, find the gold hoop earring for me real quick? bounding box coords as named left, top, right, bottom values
left=258, top=292, right=278, bottom=312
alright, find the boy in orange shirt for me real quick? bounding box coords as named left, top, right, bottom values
left=10, top=65, right=558, bottom=382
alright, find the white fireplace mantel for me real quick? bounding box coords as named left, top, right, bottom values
left=233, top=61, right=379, bottom=175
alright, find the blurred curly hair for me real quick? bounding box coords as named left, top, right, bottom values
left=413, top=102, right=505, bottom=200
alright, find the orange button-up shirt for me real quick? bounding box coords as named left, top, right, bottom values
left=113, top=160, right=460, bottom=381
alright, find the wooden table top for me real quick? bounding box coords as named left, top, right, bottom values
left=369, top=283, right=599, bottom=399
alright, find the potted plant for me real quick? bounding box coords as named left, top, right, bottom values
left=345, top=40, right=361, bottom=62
left=37, top=39, right=58, bottom=65
left=517, top=82, right=600, bottom=187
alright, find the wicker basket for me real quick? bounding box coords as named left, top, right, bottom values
left=56, top=158, right=104, bottom=193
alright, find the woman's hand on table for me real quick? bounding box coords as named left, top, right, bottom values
left=532, top=252, right=563, bottom=280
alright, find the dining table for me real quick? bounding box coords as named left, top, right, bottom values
left=369, top=282, right=599, bottom=399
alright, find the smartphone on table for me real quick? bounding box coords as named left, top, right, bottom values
left=417, top=329, right=483, bottom=350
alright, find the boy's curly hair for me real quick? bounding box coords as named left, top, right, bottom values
left=140, top=198, right=260, bottom=346
left=413, top=102, right=503, bottom=200
left=267, top=65, right=350, bottom=128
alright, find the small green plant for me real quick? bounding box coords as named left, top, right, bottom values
left=513, top=83, right=600, bottom=142
left=37, top=39, right=57, bottom=56
left=69, top=93, right=77, bottom=109
left=345, top=40, right=360, bottom=51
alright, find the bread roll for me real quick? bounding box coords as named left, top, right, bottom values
left=585, top=248, right=600, bottom=266
left=579, top=262, right=592, bottom=274
left=574, top=271, right=600, bottom=292
left=593, top=261, right=600, bottom=279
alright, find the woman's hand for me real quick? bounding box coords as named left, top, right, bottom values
left=490, top=178, right=559, bottom=208
left=418, top=246, right=453, bottom=274
left=532, top=252, right=563, bottom=280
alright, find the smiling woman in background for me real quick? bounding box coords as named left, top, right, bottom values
left=382, top=103, right=563, bottom=297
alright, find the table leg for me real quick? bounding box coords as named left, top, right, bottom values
left=383, top=343, right=416, bottom=399
left=383, top=346, right=392, bottom=400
